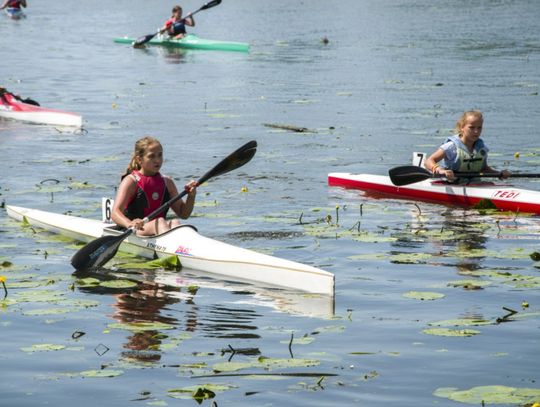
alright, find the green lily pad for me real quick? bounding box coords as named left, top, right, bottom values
left=116, top=255, right=181, bottom=271
left=422, top=328, right=481, bottom=337
left=21, top=343, right=66, bottom=353
left=80, top=369, right=124, bottom=378
left=76, top=277, right=101, bottom=287
left=108, top=321, right=175, bottom=331
left=280, top=336, right=315, bottom=345
left=212, top=357, right=320, bottom=373
left=168, top=384, right=235, bottom=400
left=403, top=291, right=445, bottom=301
left=390, top=252, right=432, bottom=264
left=23, top=307, right=75, bottom=316
left=447, top=280, right=491, bottom=290
left=434, top=385, right=540, bottom=404
left=428, top=318, right=492, bottom=327
left=99, top=280, right=138, bottom=289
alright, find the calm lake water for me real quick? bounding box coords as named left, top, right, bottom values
left=1, top=0, right=540, bottom=406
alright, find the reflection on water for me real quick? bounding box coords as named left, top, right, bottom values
left=197, top=304, right=261, bottom=339
left=73, top=265, right=333, bottom=363
left=155, top=47, right=187, bottom=64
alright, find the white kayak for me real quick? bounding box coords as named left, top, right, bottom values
left=0, top=93, right=82, bottom=127
left=6, top=205, right=334, bottom=296
left=328, top=172, right=540, bottom=214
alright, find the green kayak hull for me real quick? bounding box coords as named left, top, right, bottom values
left=114, top=34, right=249, bottom=53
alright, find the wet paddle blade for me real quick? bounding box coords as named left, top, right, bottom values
left=71, top=230, right=133, bottom=271
left=388, top=165, right=433, bottom=186
left=133, top=32, right=158, bottom=47
left=198, top=140, right=257, bottom=185
left=199, top=0, right=222, bottom=11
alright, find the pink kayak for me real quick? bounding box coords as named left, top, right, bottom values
left=0, top=93, right=82, bottom=127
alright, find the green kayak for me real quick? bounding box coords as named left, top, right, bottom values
left=114, top=34, right=249, bottom=53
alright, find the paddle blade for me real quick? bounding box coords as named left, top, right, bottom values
left=71, top=230, right=132, bottom=271
left=388, top=165, right=433, bottom=186
left=199, top=0, right=222, bottom=11
left=198, top=140, right=257, bottom=185
left=133, top=32, right=157, bottom=47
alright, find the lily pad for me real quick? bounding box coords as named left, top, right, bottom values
left=80, top=369, right=124, bottom=378
left=108, top=322, right=175, bottom=331
left=390, top=252, right=432, bottom=264
left=422, top=328, right=481, bottom=337
left=428, top=318, right=492, bottom=327
left=99, top=280, right=138, bottom=289
left=116, top=256, right=181, bottom=271
left=212, top=357, right=320, bottom=373
left=403, top=291, right=445, bottom=301
left=21, top=343, right=66, bottom=353
left=280, top=336, right=315, bottom=345
left=168, top=384, right=235, bottom=400
left=434, top=385, right=540, bottom=404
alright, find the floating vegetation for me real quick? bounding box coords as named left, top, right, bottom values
left=115, top=255, right=181, bottom=271
left=107, top=321, right=175, bottom=332
left=447, top=280, right=492, bottom=290
left=212, top=356, right=320, bottom=373
left=80, top=369, right=124, bottom=378
left=280, top=335, right=315, bottom=345
left=403, top=291, right=445, bottom=301
left=390, top=252, right=432, bottom=264
left=98, top=280, right=138, bottom=289
left=422, top=328, right=481, bottom=337
left=427, top=318, right=492, bottom=327
left=434, top=385, right=540, bottom=405
left=20, top=343, right=66, bottom=353
left=22, top=307, right=76, bottom=316
left=168, top=384, right=236, bottom=401
left=473, top=199, right=498, bottom=210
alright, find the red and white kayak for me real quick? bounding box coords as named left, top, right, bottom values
left=0, top=93, right=82, bottom=127
left=328, top=172, right=540, bottom=215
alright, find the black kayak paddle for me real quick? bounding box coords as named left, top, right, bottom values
left=71, top=139, right=257, bottom=271
left=388, top=165, right=540, bottom=186
left=132, top=0, right=222, bottom=47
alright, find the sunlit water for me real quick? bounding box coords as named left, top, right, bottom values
left=1, top=0, right=539, bottom=406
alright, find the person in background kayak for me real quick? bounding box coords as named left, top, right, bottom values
left=158, top=5, right=195, bottom=40
left=111, top=136, right=197, bottom=236
left=425, top=110, right=510, bottom=182
left=0, top=86, right=39, bottom=106
left=1, top=0, right=26, bottom=11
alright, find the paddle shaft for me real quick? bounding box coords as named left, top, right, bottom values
left=388, top=165, right=540, bottom=186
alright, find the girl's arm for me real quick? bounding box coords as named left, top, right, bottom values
left=485, top=165, right=511, bottom=179
left=168, top=178, right=197, bottom=219
left=184, top=14, right=195, bottom=27
left=425, top=148, right=456, bottom=180
left=111, top=176, right=143, bottom=229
